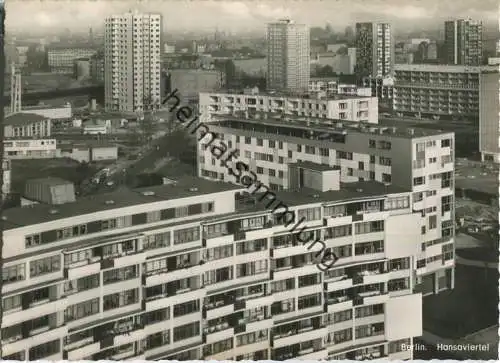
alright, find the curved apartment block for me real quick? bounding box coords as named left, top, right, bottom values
left=2, top=173, right=427, bottom=361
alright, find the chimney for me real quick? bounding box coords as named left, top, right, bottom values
left=392, top=126, right=397, bottom=134
left=408, top=128, right=414, bottom=135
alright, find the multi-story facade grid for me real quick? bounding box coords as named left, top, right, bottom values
left=47, top=48, right=98, bottom=74
left=478, top=70, right=500, bottom=162
left=199, top=91, right=379, bottom=124
left=104, top=11, right=162, bottom=113
left=198, top=114, right=455, bottom=299
left=1, top=175, right=427, bottom=361
left=393, top=64, right=497, bottom=120
left=267, top=19, right=310, bottom=93
left=355, top=23, right=394, bottom=78
left=444, top=19, right=483, bottom=66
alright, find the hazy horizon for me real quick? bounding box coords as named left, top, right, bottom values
left=5, top=0, right=499, bottom=35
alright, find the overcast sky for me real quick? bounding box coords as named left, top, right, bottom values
left=5, top=0, right=499, bottom=34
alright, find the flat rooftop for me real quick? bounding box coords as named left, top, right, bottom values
left=2, top=177, right=242, bottom=230
left=394, top=64, right=498, bottom=73
left=291, top=161, right=340, bottom=172
left=26, top=177, right=72, bottom=187
left=5, top=113, right=48, bottom=126
left=203, top=90, right=370, bottom=101
left=2, top=177, right=410, bottom=230
left=213, top=114, right=452, bottom=139
left=234, top=181, right=410, bottom=216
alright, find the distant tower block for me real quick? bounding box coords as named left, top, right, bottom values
left=10, top=63, right=21, bottom=114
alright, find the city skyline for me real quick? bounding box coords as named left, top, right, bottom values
left=4, top=0, right=499, bottom=34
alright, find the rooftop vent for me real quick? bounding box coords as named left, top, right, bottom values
left=189, top=187, right=199, bottom=192
left=49, top=209, right=59, bottom=214
left=142, top=191, right=155, bottom=196
left=105, top=200, right=115, bottom=205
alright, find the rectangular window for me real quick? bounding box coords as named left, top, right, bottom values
left=173, top=299, right=200, bottom=317
left=2, top=263, right=26, bottom=284
left=30, top=255, right=61, bottom=277
left=173, top=322, right=200, bottom=342
left=29, top=339, right=60, bottom=360
left=355, top=221, right=384, bottom=234
left=173, top=227, right=200, bottom=244
left=103, top=288, right=139, bottom=311
left=65, top=298, right=100, bottom=322
left=103, top=265, right=138, bottom=285
left=297, top=293, right=321, bottom=310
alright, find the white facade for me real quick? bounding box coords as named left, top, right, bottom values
left=198, top=115, right=455, bottom=298
left=2, top=159, right=11, bottom=198
left=20, top=104, right=72, bottom=120
left=479, top=71, right=500, bottom=162
left=199, top=91, right=379, bottom=124
left=104, top=11, right=162, bottom=113
left=1, top=176, right=423, bottom=361
left=84, top=124, right=109, bottom=135
left=4, top=139, right=58, bottom=159
left=267, top=19, right=310, bottom=93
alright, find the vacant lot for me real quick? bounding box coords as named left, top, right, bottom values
left=422, top=264, right=498, bottom=339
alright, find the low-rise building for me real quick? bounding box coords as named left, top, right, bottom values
left=4, top=138, right=57, bottom=159
left=23, top=177, right=76, bottom=205
left=58, top=141, right=118, bottom=163
left=1, top=174, right=423, bottom=361
left=199, top=90, right=378, bottom=124
left=4, top=113, right=52, bottom=138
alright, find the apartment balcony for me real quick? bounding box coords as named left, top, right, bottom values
left=245, top=315, right=274, bottom=333
left=203, top=233, right=234, bottom=248
left=326, top=297, right=353, bottom=313
left=272, top=243, right=323, bottom=259
left=296, top=348, right=328, bottom=360
left=358, top=270, right=390, bottom=285
left=145, top=287, right=203, bottom=311
left=360, top=290, right=389, bottom=306
left=273, top=327, right=328, bottom=349
left=3, top=296, right=68, bottom=327
left=113, top=251, right=147, bottom=268
left=204, top=348, right=234, bottom=361
left=65, top=258, right=101, bottom=280
left=205, top=302, right=235, bottom=321
left=2, top=324, right=68, bottom=357
left=324, top=215, right=355, bottom=227
left=233, top=250, right=269, bottom=265
left=326, top=275, right=353, bottom=291
left=204, top=325, right=235, bottom=345
left=353, top=333, right=386, bottom=347
left=245, top=293, right=274, bottom=310
left=353, top=231, right=385, bottom=244
left=67, top=342, right=101, bottom=361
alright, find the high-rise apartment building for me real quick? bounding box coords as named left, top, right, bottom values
left=199, top=90, right=379, bottom=124
left=104, top=11, right=162, bottom=113
left=444, top=19, right=483, bottom=66
left=266, top=19, right=310, bottom=93
left=479, top=69, right=500, bottom=162
left=1, top=171, right=425, bottom=361
left=355, top=23, right=394, bottom=78
left=198, top=113, right=455, bottom=298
